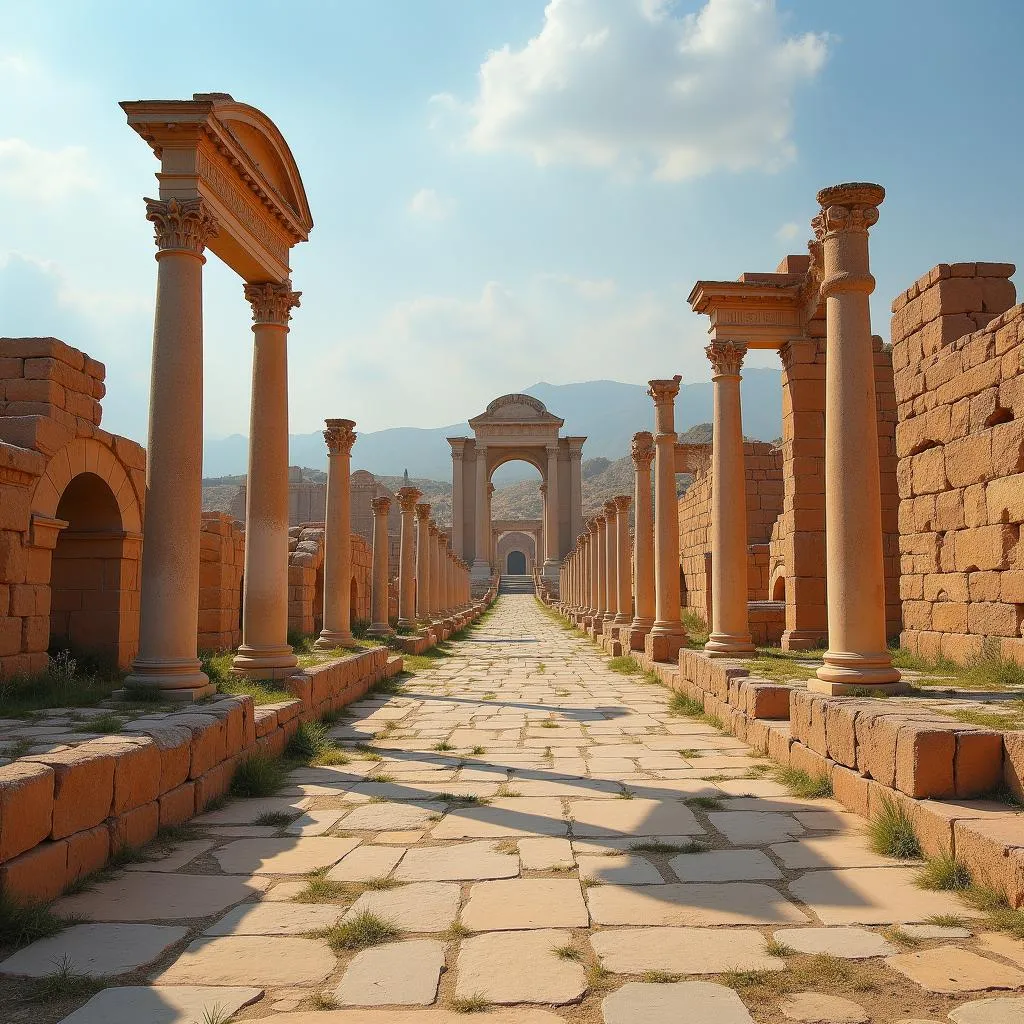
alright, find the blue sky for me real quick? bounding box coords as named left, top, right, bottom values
left=2, top=0, right=1023, bottom=447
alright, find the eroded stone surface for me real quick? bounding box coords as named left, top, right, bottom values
left=455, top=929, right=586, bottom=1004
left=204, top=902, right=342, bottom=936
left=602, top=981, right=755, bottom=1024
left=669, top=848, right=781, bottom=883
left=394, top=840, right=518, bottom=881
left=345, top=882, right=460, bottom=932
left=461, top=878, right=589, bottom=930
left=949, top=997, right=1024, bottom=1023
left=780, top=992, right=869, bottom=1022
left=886, top=946, right=1024, bottom=993
left=212, top=837, right=361, bottom=875
left=592, top=927, right=785, bottom=974
left=335, top=939, right=445, bottom=1006
left=155, top=936, right=336, bottom=986
left=773, top=927, right=896, bottom=959
left=55, top=986, right=263, bottom=1024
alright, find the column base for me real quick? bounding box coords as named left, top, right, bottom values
left=231, top=644, right=298, bottom=679
left=397, top=617, right=418, bottom=630
left=813, top=649, right=902, bottom=691
left=704, top=632, right=756, bottom=657
left=782, top=628, right=829, bottom=651
left=122, top=657, right=212, bottom=700
left=644, top=629, right=685, bottom=664
left=314, top=629, right=352, bottom=650
left=366, top=623, right=395, bottom=637
left=629, top=619, right=653, bottom=652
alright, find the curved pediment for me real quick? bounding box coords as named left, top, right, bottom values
left=470, top=394, right=564, bottom=427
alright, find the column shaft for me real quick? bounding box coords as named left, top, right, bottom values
left=629, top=432, right=655, bottom=649
left=396, top=487, right=421, bottom=628
left=603, top=500, right=618, bottom=625
left=543, top=445, right=560, bottom=577
left=614, top=495, right=632, bottom=625
left=316, top=419, right=357, bottom=648
left=471, top=447, right=490, bottom=580
left=368, top=496, right=393, bottom=635
left=416, top=505, right=432, bottom=622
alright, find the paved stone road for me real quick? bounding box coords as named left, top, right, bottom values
left=5, top=595, right=1024, bottom=1023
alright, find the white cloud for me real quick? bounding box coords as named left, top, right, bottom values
left=775, top=221, right=801, bottom=241
left=0, top=138, right=98, bottom=203
left=464, top=0, right=828, bottom=180
left=408, top=187, right=456, bottom=221
left=540, top=273, right=617, bottom=299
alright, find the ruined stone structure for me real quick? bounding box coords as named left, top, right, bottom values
left=287, top=524, right=371, bottom=636
left=198, top=512, right=244, bottom=652
left=893, top=262, right=1024, bottom=665
left=450, top=395, right=585, bottom=586
left=0, top=338, right=146, bottom=675
left=493, top=519, right=541, bottom=575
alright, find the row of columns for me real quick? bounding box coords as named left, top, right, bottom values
left=560, top=183, right=897, bottom=690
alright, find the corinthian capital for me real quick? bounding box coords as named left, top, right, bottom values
left=415, top=502, right=431, bottom=521
left=587, top=518, right=600, bottom=534
left=812, top=182, right=884, bottom=240
left=397, top=486, right=422, bottom=512
left=371, top=495, right=392, bottom=516
left=630, top=431, right=655, bottom=468
left=245, top=280, right=301, bottom=325
left=613, top=494, right=632, bottom=513
left=647, top=375, right=682, bottom=406
left=705, top=341, right=747, bottom=378
left=323, top=418, right=356, bottom=456
left=603, top=499, right=617, bottom=518
left=145, top=197, right=218, bottom=254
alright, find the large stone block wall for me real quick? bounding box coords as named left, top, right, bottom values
left=198, top=512, right=244, bottom=651
left=891, top=262, right=1024, bottom=664
left=287, top=524, right=372, bottom=636
left=0, top=338, right=146, bottom=676
left=677, top=441, right=784, bottom=624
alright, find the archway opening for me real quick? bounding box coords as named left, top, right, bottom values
left=506, top=550, right=527, bottom=574
left=50, top=472, right=128, bottom=671
left=772, top=573, right=786, bottom=601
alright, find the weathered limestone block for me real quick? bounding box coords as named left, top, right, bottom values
left=159, top=783, right=196, bottom=828
left=953, top=817, right=1024, bottom=908
left=67, top=823, right=110, bottom=882
left=122, top=722, right=192, bottom=794
left=26, top=745, right=115, bottom=840
left=0, top=761, right=54, bottom=862
left=0, top=838, right=68, bottom=902
left=171, top=714, right=227, bottom=780
left=109, top=800, right=160, bottom=851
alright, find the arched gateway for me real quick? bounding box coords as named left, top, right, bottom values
left=448, top=394, right=585, bottom=591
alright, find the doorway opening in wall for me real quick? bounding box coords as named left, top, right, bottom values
left=506, top=550, right=527, bottom=574
left=50, top=472, right=130, bottom=674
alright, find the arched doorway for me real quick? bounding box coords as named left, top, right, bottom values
left=506, top=550, right=527, bottom=574
left=50, top=472, right=130, bottom=671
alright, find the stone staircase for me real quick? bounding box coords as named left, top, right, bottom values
left=499, top=574, right=536, bottom=595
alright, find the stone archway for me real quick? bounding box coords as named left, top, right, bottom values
left=506, top=550, right=527, bottom=574
left=449, top=395, right=585, bottom=591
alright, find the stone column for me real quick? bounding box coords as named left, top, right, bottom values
left=704, top=342, right=755, bottom=657
left=594, top=513, right=607, bottom=626
left=603, top=500, right=618, bottom=627
left=629, top=431, right=656, bottom=650
left=315, top=419, right=357, bottom=649
left=471, top=445, right=490, bottom=581
left=646, top=377, right=687, bottom=662
left=415, top=503, right=432, bottom=623
left=367, top=495, right=393, bottom=636
left=396, top=486, right=421, bottom=629
left=450, top=439, right=466, bottom=558
left=436, top=528, right=448, bottom=615
left=427, top=522, right=440, bottom=621
left=568, top=438, right=585, bottom=546
left=811, top=183, right=901, bottom=692
left=232, top=281, right=301, bottom=678
left=614, top=495, right=633, bottom=626
left=487, top=483, right=496, bottom=566
left=125, top=199, right=218, bottom=699
left=587, top=519, right=600, bottom=618
left=543, top=443, right=560, bottom=578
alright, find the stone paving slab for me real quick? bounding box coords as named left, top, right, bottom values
left=708, top=810, right=805, bottom=845
left=155, top=935, right=336, bottom=986
left=518, top=836, right=575, bottom=870
left=774, top=926, right=897, bottom=959
left=55, top=986, right=264, bottom=1024
left=780, top=992, right=869, bottom=1022
left=592, top=926, right=785, bottom=974
left=602, top=980, right=756, bottom=1023
left=587, top=882, right=808, bottom=926
left=345, top=881, right=461, bottom=932
left=326, top=844, right=406, bottom=881
left=771, top=834, right=913, bottom=869
left=455, top=928, right=587, bottom=1004
left=886, top=946, right=1024, bottom=993
left=0, top=923, right=187, bottom=977
left=669, top=848, right=781, bottom=882
left=394, top=840, right=518, bottom=880
left=569, top=798, right=704, bottom=837
left=335, top=938, right=445, bottom=1005
left=204, top=902, right=342, bottom=935
left=341, top=802, right=445, bottom=831
left=430, top=798, right=569, bottom=838
left=212, top=837, right=362, bottom=874
left=248, top=1008, right=568, bottom=1023
left=949, top=997, right=1024, bottom=1022
left=461, top=878, right=589, bottom=930
left=125, top=840, right=215, bottom=872
left=577, top=853, right=664, bottom=884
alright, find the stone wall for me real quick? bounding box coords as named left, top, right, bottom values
left=677, top=441, right=784, bottom=627
left=891, top=262, right=1024, bottom=664
left=198, top=512, right=244, bottom=652
left=0, top=338, right=146, bottom=676
left=287, top=524, right=372, bottom=636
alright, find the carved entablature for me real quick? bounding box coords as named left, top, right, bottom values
left=122, top=93, right=314, bottom=283
left=688, top=280, right=804, bottom=350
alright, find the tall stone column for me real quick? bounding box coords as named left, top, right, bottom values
left=603, top=500, right=618, bottom=627
left=629, top=431, right=656, bottom=650
left=436, top=529, right=448, bottom=615
left=543, top=443, right=560, bottom=578
left=811, top=183, right=901, bottom=692
left=126, top=198, right=218, bottom=699
left=232, top=281, right=301, bottom=678
left=614, top=495, right=633, bottom=626
left=704, top=342, right=755, bottom=657
left=646, top=377, right=687, bottom=662
left=471, top=445, right=490, bottom=581
left=396, top=486, right=421, bottom=629
left=594, top=513, right=607, bottom=625
left=587, top=518, right=600, bottom=618
left=487, top=483, right=496, bottom=566
left=428, top=522, right=440, bottom=620
left=450, top=439, right=466, bottom=558
left=315, top=419, right=357, bottom=649
left=568, top=439, right=585, bottom=545
left=415, top=503, right=432, bottom=623
left=367, top=495, right=393, bottom=636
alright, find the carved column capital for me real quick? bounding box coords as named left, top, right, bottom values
left=647, top=375, right=682, bottom=406
left=630, top=430, right=655, bottom=469
left=415, top=502, right=431, bottom=522
left=244, top=280, right=301, bottom=326
left=812, top=183, right=884, bottom=240
left=705, top=340, right=747, bottom=379
left=603, top=499, right=617, bottom=518
left=593, top=514, right=606, bottom=530
left=613, top=494, right=632, bottom=513
left=539, top=483, right=548, bottom=497
left=145, top=196, right=218, bottom=254
left=323, top=418, right=356, bottom=456
left=371, top=495, right=392, bottom=516
left=587, top=518, right=600, bottom=535
left=397, top=486, right=422, bottom=512
left=487, top=482, right=495, bottom=496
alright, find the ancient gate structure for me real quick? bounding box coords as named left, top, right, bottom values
left=121, top=92, right=313, bottom=699
left=448, top=395, right=584, bottom=587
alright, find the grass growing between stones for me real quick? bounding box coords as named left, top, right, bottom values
left=867, top=796, right=922, bottom=860
left=682, top=611, right=711, bottom=649
left=28, top=955, right=106, bottom=1003
left=961, top=885, right=1024, bottom=939
left=722, top=952, right=874, bottom=1004
left=293, top=866, right=350, bottom=904
left=0, top=892, right=77, bottom=949
left=631, top=840, right=705, bottom=855
left=70, top=712, right=123, bottom=734
left=764, top=937, right=796, bottom=957
left=313, top=910, right=401, bottom=951
left=642, top=970, right=682, bottom=983
left=882, top=926, right=922, bottom=948
left=894, top=647, right=1024, bottom=692
left=0, top=650, right=123, bottom=717
left=608, top=656, right=642, bottom=675
left=553, top=943, right=583, bottom=961
left=230, top=752, right=288, bottom=798
left=925, top=913, right=970, bottom=928
left=443, top=921, right=472, bottom=940
left=668, top=693, right=706, bottom=718
left=678, top=748, right=702, bottom=758
left=916, top=854, right=972, bottom=891
left=772, top=765, right=834, bottom=800
left=450, top=994, right=492, bottom=1013
left=254, top=810, right=297, bottom=828
left=686, top=796, right=724, bottom=810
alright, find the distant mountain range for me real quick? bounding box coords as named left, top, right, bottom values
left=201, top=372, right=782, bottom=481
